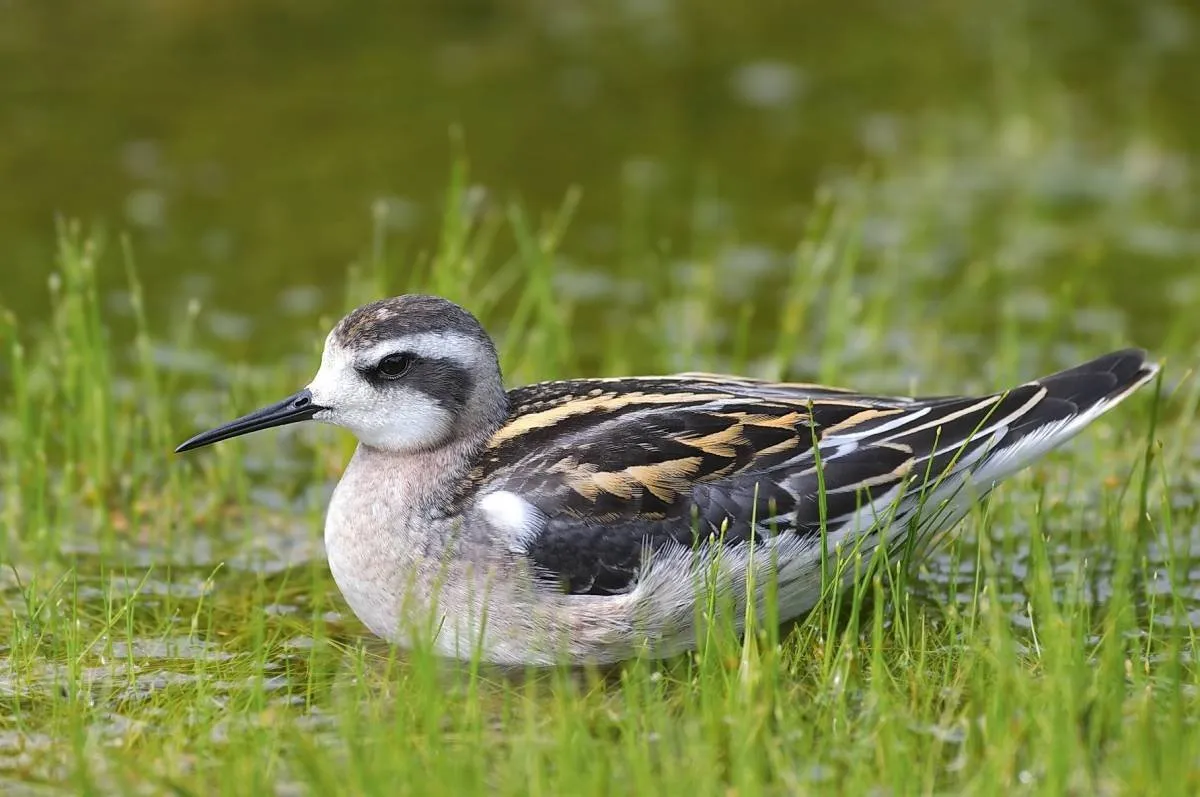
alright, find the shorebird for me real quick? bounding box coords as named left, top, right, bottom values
left=176, top=295, right=1158, bottom=665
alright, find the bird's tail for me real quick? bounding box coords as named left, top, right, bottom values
left=891, top=348, right=1158, bottom=560
left=971, top=348, right=1159, bottom=485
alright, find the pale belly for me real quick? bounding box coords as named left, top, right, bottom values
left=324, top=524, right=652, bottom=665
left=321, top=447, right=847, bottom=665
left=323, top=503, right=837, bottom=666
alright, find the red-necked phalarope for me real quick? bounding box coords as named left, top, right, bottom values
left=176, top=295, right=1159, bottom=665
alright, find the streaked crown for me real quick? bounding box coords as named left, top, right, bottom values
left=332, top=295, right=495, bottom=354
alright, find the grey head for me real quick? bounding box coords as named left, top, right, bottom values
left=176, top=295, right=508, bottom=454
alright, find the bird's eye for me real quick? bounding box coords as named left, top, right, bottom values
left=376, top=353, right=414, bottom=380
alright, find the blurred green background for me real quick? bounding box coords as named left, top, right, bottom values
left=2, top=0, right=1196, bottom=368
left=2, top=5, right=1198, bottom=791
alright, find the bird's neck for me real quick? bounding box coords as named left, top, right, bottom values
left=345, top=436, right=483, bottom=516
left=335, top=384, right=509, bottom=519
left=322, top=435, right=492, bottom=646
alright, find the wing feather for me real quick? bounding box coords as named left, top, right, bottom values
left=471, top=377, right=924, bottom=594
left=469, top=354, right=1154, bottom=596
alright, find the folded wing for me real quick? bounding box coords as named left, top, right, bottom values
left=474, top=350, right=1155, bottom=596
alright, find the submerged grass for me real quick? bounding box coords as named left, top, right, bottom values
left=2, top=150, right=1199, bottom=796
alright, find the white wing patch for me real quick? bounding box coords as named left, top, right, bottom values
left=480, top=490, right=545, bottom=552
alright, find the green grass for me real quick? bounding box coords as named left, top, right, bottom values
left=2, top=146, right=1198, bottom=796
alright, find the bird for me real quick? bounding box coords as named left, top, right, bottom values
left=175, top=294, right=1159, bottom=666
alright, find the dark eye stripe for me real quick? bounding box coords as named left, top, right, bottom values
left=358, top=355, right=474, bottom=414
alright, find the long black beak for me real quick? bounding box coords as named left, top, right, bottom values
left=175, top=389, right=323, bottom=453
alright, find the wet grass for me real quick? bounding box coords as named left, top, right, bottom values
left=3, top=142, right=1199, bottom=795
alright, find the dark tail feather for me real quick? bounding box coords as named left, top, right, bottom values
left=1036, top=348, right=1158, bottom=408
left=1004, top=348, right=1158, bottom=440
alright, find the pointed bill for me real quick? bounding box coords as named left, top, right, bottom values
left=175, top=389, right=323, bottom=453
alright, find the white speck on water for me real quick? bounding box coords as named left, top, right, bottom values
left=542, top=3, right=591, bottom=40
left=120, top=139, right=160, bottom=180
left=621, top=157, right=663, bottom=191
left=279, top=285, right=325, bottom=316
left=553, top=264, right=615, bottom=302
left=124, top=189, right=166, bottom=228
left=730, top=60, right=805, bottom=109
left=460, top=185, right=490, bottom=222
left=860, top=113, right=902, bottom=155
left=205, top=310, right=254, bottom=342
left=371, top=195, right=421, bottom=231
left=692, top=196, right=733, bottom=233
left=1143, top=4, right=1192, bottom=52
